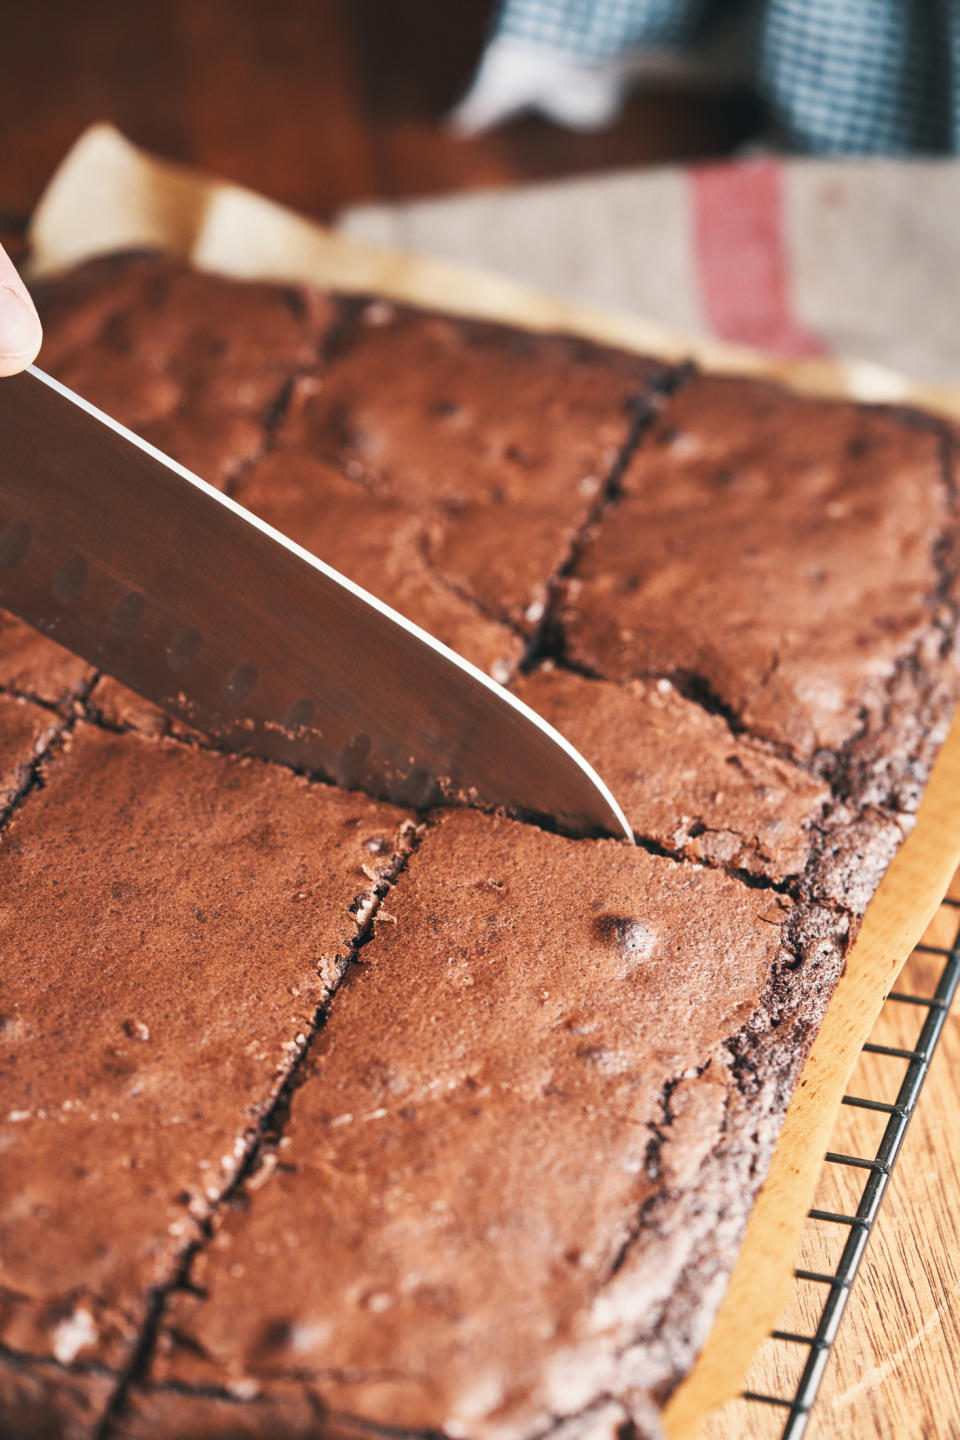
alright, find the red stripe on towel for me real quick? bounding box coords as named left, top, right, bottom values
left=690, top=159, right=827, bottom=357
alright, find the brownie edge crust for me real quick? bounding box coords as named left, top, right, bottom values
left=0, top=255, right=958, bottom=1440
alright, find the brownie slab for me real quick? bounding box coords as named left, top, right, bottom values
left=3, top=256, right=960, bottom=1440
left=148, top=811, right=792, bottom=1439
left=0, top=724, right=409, bottom=1375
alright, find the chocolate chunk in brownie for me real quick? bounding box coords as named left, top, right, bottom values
left=277, top=299, right=667, bottom=633
left=148, top=810, right=791, bottom=1440
left=559, top=377, right=952, bottom=761
left=34, top=255, right=336, bottom=488
left=0, top=724, right=409, bottom=1372
left=512, top=666, right=829, bottom=882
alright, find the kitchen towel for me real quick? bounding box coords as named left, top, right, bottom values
left=342, top=155, right=960, bottom=386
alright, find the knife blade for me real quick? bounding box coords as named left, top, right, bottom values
left=0, top=365, right=633, bottom=841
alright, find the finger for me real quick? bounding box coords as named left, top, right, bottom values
left=0, top=245, right=42, bottom=376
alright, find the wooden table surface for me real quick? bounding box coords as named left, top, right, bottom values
left=705, top=880, right=960, bottom=1440
left=4, top=6, right=958, bottom=1436
left=1, top=0, right=758, bottom=253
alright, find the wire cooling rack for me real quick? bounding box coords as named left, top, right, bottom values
left=737, top=896, right=960, bottom=1437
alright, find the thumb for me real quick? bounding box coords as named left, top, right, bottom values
left=0, top=244, right=42, bottom=376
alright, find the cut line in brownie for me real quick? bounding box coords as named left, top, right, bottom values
left=0, top=693, right=62, bottom=809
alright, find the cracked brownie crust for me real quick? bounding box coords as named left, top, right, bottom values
left=0, top=256, right=958, bottom=1440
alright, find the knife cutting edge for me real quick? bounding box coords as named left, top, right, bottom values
left=0, top=365, right=634, bottom=842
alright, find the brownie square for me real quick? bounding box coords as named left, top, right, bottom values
left=233, top=451, right=525, bottom=679
left=35, top=254, right=336, bottom=489
left=0, top=724, right=408, bottom=1372
left=512, top=666, right=829, bottom=883
left=559, top=377, right=953, bottom=762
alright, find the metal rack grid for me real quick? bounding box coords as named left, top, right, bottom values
left=740, top=897, right=960, bottom=1437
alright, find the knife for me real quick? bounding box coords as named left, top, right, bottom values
left=0, top=366, right=633, bottom=842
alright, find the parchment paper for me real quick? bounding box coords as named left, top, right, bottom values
left=26, top=123, right=960, bottom=1438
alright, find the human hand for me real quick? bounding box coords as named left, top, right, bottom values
left=0, top=243, right=42, bottom=376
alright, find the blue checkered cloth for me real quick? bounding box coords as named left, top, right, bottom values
left=492, top=0, right=960, bottom=154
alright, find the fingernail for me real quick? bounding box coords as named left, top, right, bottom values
left=0, top=286, right=41, bottom=360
